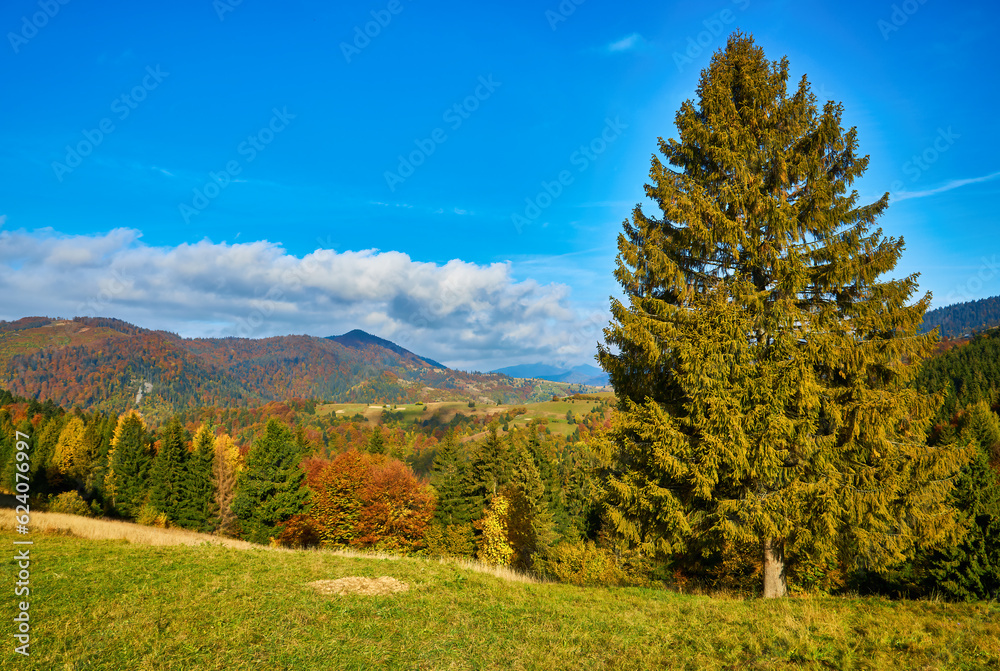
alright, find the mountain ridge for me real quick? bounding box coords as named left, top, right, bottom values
left=921, top=294, right=1000, bottom=339
left=0, top=316, right=534, bottom=418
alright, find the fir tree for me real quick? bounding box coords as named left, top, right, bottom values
left=84, top=412, right=116, bottom=500
left=508, top=442, right=557, bottom=566
left=368, top=428, right=386, bottom=455
left=177, top=424, right=217, bottom=531
left=105, top=410, right=152, bottom=519
left=32, top=416, right=64, bottom=495
left=920, top=402, right=1000, bottom=600
left=598, top=33, right=969, bottom=597
left=467, top=422, right=510, bottom=508
left=426, top=432, right=476, bottom=556
left=0, top=419, right=34, bottom=493
left=231, top=419, right=308, bottom=545
left=149, top=418, right=189, bottom=524
left=430, top=432, right=469, bottom=526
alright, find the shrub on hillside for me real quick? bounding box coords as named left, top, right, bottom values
left=273, top=514, right=321, bottom=549
left=46, top=491, right=95, bottom=517
left=535, top=541, right=644, bottom=587
left=136, top=502, right=170, bottom=528
left=424, top=522, right=476, bottom=557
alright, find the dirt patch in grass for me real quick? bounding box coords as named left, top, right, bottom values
left=308, top=576, right=409, bottom=596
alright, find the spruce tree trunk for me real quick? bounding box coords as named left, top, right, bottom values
left=762, top=538, right=787, bottom=598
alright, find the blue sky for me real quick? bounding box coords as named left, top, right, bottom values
left=1, top=0, right=997, bottom=370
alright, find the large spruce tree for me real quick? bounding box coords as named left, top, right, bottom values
left=176, top=424, right=218, bottom=531
left=430, top=432, right=470, bottom=527
left=105, top=410, right=152, bottom=519
left=598, top=33, right=970, bottom=597
left=231, top=419, right=308, bottom=545
left=149, top=418, right=190, bottom=524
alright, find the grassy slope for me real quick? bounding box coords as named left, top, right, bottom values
left=2, top=528, right=999, bottom=670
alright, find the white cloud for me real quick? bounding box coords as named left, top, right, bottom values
left=0, top=228, right=605, bottom=370
left=606, top=33, right=646, bottom=53
left=893, top=170, right=1000, bottom=202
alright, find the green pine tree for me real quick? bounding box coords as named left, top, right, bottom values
left=466, top=422, right=511, bottom=514
left=430, top=432, right=469, bottom=526
left=920, top=402, right=1000, bottom=600
left=427, top=431, right=476, bottom=556
left=598, top=32, right=970, bottom=597
left=368, top=428, right=386, bottom=455
left=231, top=419, right=308, bottom=545
left=105, top=410, right=152, bottom=519
left=176, top=424, right=218, bottom=531
left=31, top=415, right=64, bottom=495
left=149, top=418, right=189, bottom=524
left=508, top=442, right=557, bottom=567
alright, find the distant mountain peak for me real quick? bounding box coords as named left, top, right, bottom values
left=492, top=362, right=608, bottom=387
left=326, top=330, right=445, bottom=369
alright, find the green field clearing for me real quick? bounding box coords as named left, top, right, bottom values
left=3, top=530, right=998, bottom=670
left=524, top=379, right=608, bottom=402
left=511, top=417, right=578, bottom=437
left=316, top=397, right=608, bottom=438
left=315, top=403, right=371, bottom=417
left=523, top=398, right=604, bottom=417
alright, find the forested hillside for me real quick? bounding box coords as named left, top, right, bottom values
left=0, top=317, right=541, bottom=418
left=917, top=326, right=1000, bottom=423
left=921, top=295, right=1000, bottom=338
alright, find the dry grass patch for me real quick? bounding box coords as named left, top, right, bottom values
left=308, top=576, right=409, bottom=596
left=441, top=556, right=543, bottom=584
left=0, top=509, right=255, bottom=549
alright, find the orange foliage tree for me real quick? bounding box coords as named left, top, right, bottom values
left=307, top=450, right=434, bottom=552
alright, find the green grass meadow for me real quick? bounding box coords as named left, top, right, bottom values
left=3, top=530, right=1000, bottom=670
